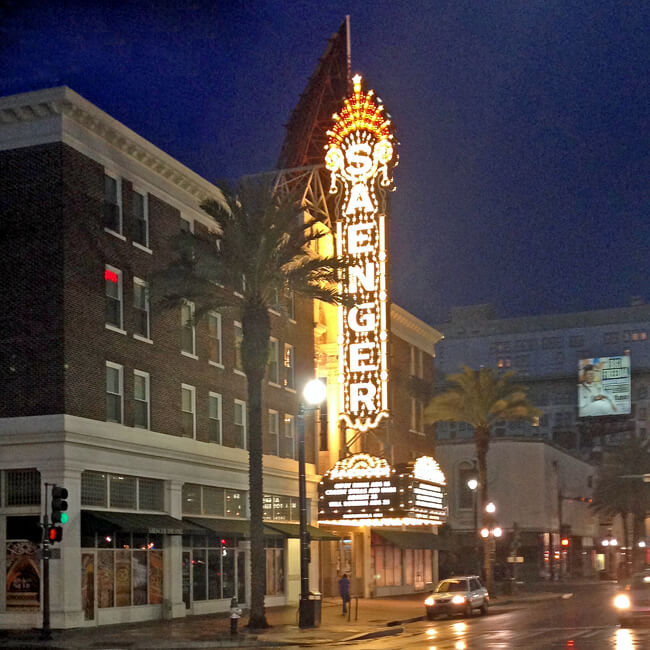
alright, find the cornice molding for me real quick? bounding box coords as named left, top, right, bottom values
left=0, top=86, right=225, bottom=216
left=391, top=304, right=444, bottom=357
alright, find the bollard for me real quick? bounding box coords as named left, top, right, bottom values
left=230, top=596, right=242, bottom=635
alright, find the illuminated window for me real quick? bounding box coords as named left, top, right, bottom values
left=104, top=174, right=122, bottom=234
left=208, top=392, right=222, bottom=444
left=106, top=362, right=123, bottom=423
left=133, top=370, right=150, bottom=429
left=133, top=278, right=150, bottom=340
left=282, top=414, right=296, bottom=459
left=268, top=410, right=279, bottom=455
left=181, top=384, right=196, bottom=438
left=132, top=189, right=149, bottom=249
left=225, top=489, right=245, bottom=517
left=233, top=399, right=247, bottom=449
left=207, top=312, right=222, bottom=366
left=284, top=344, right=295, bottom=390
left=268, top=338, right=280, bottom=385
left=105, top=265, right=123, bottom=330
left=181, top=301, right=196, bottom=356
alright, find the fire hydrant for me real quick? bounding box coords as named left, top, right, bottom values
left=230, top=597, right=242, bottom=635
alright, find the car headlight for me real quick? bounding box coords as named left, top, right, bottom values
left=424, top=596, right=435, bottom=606
left=451, top=595, right=466, bottom=605
left=614, top=594, right=631, bottom=610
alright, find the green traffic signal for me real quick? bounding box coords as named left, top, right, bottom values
left=51, top=485, right=69, bottom=525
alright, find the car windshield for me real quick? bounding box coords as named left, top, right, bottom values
left=436, top=580, right=467, bottom=593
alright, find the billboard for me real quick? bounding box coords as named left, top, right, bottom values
left=578, top=355, right=631, bottom=417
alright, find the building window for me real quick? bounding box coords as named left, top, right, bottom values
left=81, top=471, right=107, bottom=507
left=181, top=301, right=196, bottom=356
left=410, top=398, right=423, bottom=433
left=284, top=343, right=295, bottom=390
left=263, top=494, right=300, bottom=521
left=268, top=410, right=279, bottom=455
left=207, top=312, right=222, bottom=366
left=110, top=474, right=137, bottom=509
left=233, top=400, right=247, bottom=449
left=268, top=338, right=280, bottom=385
left=269, top=287, right=281, bottom=313
left=233, top=322, right=243, bottom=372
left=208, top=393, right=222, bottom=444
left=287, top=290, right=296, bottom=321
left=282, top=414, right=296, bottom=459
left=182, top=484, right=246, bottom=518
left=458, top=462, right=476, bottom=510
left=225, top=489, right=245, bottom=517
left=133, top=370, right=150, bottom=429
left=5, top=469, right=41, bottom=506
left=569, top=335, right=584, bottom=348
left=104, top=174, right=122, bottom=234
left=105, top=266, right=123, bottom=330
left=181, top=384, right=196, bottom=438
left=541, top=337, right=562, bottom=350
left=133, top=278, right=150, bottom=340
left=138, top=478, right=164, bottom=511
left=132, top=189, right=149, bottom=248
left=180, top=217, right=192, bottom=233
left=81, top=472, right=163, bottom=512
left=603, top=332, right=619, bottom=345
left=106, top=362, right=123, bottom=423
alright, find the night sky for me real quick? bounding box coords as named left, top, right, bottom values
left=1, top=1, right=648, bottom=325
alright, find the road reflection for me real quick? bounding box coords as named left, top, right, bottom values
left=614, top=627, right=635, bottom=649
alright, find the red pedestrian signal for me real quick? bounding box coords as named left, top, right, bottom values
left=561, top=537, right=570, bottom=547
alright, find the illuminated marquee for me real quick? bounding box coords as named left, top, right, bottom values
left=325, top=74, right=398, bottom=433
left=319, top=454, right=447, bottom=527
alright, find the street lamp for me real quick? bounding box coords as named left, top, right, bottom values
left=467, top=479, right=479, bottom=574
left=298, top=379, right=326, bottom=629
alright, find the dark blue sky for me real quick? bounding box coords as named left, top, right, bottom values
left=1, top=1, right=648, bottom=325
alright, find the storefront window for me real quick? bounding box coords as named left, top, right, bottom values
left=192, top=548, right=207, bottom=601
left=265, top=538, right=285, bottom=595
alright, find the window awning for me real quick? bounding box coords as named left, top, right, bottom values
left=375, top=529, right=448, bottom=550
left=82, top=510, right=195, bottom=536
left=264, top=522, right=340, bottom=541
left=184, top=517, right=282, bottom=537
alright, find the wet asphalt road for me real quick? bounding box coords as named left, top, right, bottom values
left=333, top=583, right=650, bottom=650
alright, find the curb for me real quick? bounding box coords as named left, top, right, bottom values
left=341, top=626, right=404, bottom=642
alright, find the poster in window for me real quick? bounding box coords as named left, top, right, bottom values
left=132, top=551, right=148, bottom=605
left=115, top=550, right=132, bottom=607
left=149, top=550, right=163, bottom=604
left=81, top=553, right=95, bottom=620
left=6, top=541, right=40, bottom=608
left=97, top=551, right=114, bottom=608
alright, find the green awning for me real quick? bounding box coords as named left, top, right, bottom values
left=264, top=522, right=340, bottom=541
left=82, top=510, right=194, bottom=535
left=375, top=529, right=448, bottom=550
left=184, top=517, right=281, bottom=537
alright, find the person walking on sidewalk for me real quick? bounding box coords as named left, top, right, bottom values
left=339, top=573, right=350, bottom=615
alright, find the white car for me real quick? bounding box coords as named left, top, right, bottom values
left=614, top=571, right=650, bottom=626
left=424, top=575, right=489, bottom=619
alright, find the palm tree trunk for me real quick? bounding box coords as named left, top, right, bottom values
left=242, top=301, right=270, bottom=629
left=475, top=426, right=492, bottom=591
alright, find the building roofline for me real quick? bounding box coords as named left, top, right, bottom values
left=391, top=304, right=444, bottom=356
left=0, top=85, right=226, bottom=213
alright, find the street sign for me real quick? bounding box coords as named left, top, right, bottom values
left=507, top=556, right=524, bottom=563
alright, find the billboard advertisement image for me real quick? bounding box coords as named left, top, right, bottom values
left=578, top=355, right=631, bottom=417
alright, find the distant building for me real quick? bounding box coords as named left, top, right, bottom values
left=435, top=438, right=599, bottom=581
left=433, top=303, right=650, bottom=449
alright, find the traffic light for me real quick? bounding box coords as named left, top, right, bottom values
left=51, top=485, right=69, bottom=525
left=48, top=525, right=63, bottom=543
left=561, top=537, right=570, bottom=547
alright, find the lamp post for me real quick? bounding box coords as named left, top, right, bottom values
left=481, top=502, right=500, bottom=592
left=298, top=379, right=326, bottom=628
left=467, top=478, right=479, bottom=574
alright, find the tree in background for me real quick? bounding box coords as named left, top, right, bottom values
left=154, top=180, right=345, bottom=628
left=424, top=366, right=540, bottom=590
left=591, top=436, right=650, bottom=574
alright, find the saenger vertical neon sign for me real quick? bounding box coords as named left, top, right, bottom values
left=325, top=74, right=398, bottom=433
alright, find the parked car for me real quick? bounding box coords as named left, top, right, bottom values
left=614, top=571, right=650, bottom=626
left=424, top=575, right=489, bottom=619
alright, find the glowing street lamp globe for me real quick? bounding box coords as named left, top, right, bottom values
left=480, top=528, right=490, bottom=539
left=467, top=478, right=478, bottom=491
left=493, top=527, right=503, bottom=538
left=303, top=379, right=327, bottom=406
left=485, top=502, right=496, bottom=514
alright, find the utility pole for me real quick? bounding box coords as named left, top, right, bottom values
left=40, top=483, right=52, bottom=641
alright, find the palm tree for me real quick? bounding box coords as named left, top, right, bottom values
left=591, top=436, right=650, bottom=574
left=154, top=180, right=346, bottom=628
left=424, top=366, right=539, bottom=590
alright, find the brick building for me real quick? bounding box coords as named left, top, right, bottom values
left=0, top=86, right=327, bottom=629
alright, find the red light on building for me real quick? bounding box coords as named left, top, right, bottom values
left=104, top=269, right=118, bottom=283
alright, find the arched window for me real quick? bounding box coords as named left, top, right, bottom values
left=458, top=461, right=477, bottom=510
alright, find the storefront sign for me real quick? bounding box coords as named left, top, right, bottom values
left=319, top=454, right=447, bottom=527
left=325, top=74, right=398, bottom=433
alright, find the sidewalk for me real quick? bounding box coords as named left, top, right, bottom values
left=0, top=588, right=572, bottom=649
